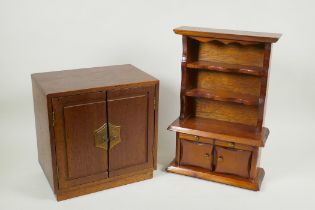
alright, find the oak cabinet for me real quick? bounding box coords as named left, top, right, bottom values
left=32, top=64, right=159, bottom=200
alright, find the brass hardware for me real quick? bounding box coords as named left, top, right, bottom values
left=217, top=156, right=224, bottom=162
left=108, top=123, right=121, bottom=150
left=194, top=136, right=199, bottom=142
left=228, top=142, right=235, bottom=148
left=94, top=123, right=121, bottom=150
left=203, top=153, right=210, bottom=158
left=94, top=123, right=108, bottom=150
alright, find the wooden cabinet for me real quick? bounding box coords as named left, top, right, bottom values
left=166, top=26, right=281, bottom=190
left=32, top=64, right=159, bottom=200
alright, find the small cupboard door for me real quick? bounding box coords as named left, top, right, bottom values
left=52, top=92, right=108, bottom=189
left=180, top=140, right=213, bottom=170
left=214, top=146, right=252, bottom=178
left=107, top=86, right=155, bottom=177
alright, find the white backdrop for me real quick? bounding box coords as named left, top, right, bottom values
left=1, top=0, right=314, bottom=209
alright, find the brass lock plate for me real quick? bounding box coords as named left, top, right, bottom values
left=94, top=123, right=108, bottom=150
left=108, top=123, right=121, bottom=149
left=94, top=123, right=121, bottom=150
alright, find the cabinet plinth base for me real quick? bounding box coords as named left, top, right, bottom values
left=166, top=160, right=264, bottom=191
left=56, top=170, right=153, bottom=201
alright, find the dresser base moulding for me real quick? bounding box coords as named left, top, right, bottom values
left=166, top=160, right=264, bottom=191
left=56, top=169, right=153, bottom=201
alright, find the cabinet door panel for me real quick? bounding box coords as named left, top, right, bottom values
left=52, top=92, right=108, bottom=189
left=107, top=86, right=155, bottom=177
left=214, top=146, right=251, bottom=178
left=180, top=139, right=213, bottom=170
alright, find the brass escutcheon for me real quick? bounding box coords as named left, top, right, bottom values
left=108, top=123, right=121, bottom=150
left=94, top=123, right=108, bottom=150
left=94, top=123, right=121, bottom=150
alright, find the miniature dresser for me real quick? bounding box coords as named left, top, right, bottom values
left=32, top=64, right=159, bottom=200
left=166, top=26, right=281, bottom=190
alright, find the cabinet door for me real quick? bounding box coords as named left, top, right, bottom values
left=107, top=86, right=155, bottom=177
left=214, top=146, right=252, bottom=178
left=52, top=92, right=108, bottom=189
left=180, top=139, right=213, bottom=170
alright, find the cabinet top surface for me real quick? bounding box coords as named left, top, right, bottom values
left=174, top=26, right=281, bottom=43
left=31, top=64, right=158, bottom=95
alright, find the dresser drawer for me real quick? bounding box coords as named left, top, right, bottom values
left=180, top=140, right=213, bottom=170
left=215, top=140, right=254, bottom=151
left=214, top=146, right=252, bottom=178
left=179, top=133, right=214, bottom=144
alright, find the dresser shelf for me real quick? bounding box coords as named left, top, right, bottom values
left=168, top=116, right=269, bottom=147
left=185, top=88, right=260, bottom=106
left=186, top=61, right=264, bottom=77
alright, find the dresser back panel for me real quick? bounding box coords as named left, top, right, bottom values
left=195, top=70, right=261, bottom=96
left=197, top=40, right=265, bottom=67
left=194, top=99, right=258, bottom=126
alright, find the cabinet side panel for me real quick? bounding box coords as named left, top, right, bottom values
left=32, top=78, right=55, bottom=192
left=153, top=82, right=159, bottom=169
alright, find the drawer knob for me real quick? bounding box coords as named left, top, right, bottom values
left=217, top=156, right=224, bottom=162
left=203, top=153, right=210, bottom=158
left=194, top=136, right=199, bottom=141
left=228, top=142, right=235, bottom=148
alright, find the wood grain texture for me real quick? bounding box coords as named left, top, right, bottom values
left=186, top=60, right=264, bottom=76
left=190, top=36, right=262, bottom=45
left=178, top=133, right=214, bottom=145
left=198, top=41, right=265, bottom=67
left=168, top=26, right=279, bottom=190
left=180, top=140, right=213, bottom=170
left=215, top=139, right=254, bottom=151
left=180, top=36, right=194, bottom=119
left=195, top=99, right=258, bottom=126
left=57, top=169, right=153, bottom=201
left=32, top=79, right=57, bottom=191
left=31, top=64, right=158, bottom=97
left=32, top=65, right=159, bottom=200
left=166, top=160, right=264, bottom=191
left=249, top=148, right=261, bottom=179
left=177, top=134, right=256, bottom=179
left=52, top=92, right=109, bottom=189
left=214, top=146, right=252, bottom=178
left=174, top=26, right=282, bottom=43
left=257, top=43, right=272, bottom=131
left=196, top=70, right=261, bottom=97
left=63, top=101, right=108, bottom=180
left=186, top=88, right=260, bottom=106
left=153, top=82, right=159, bottom=169
left=168, top=117, right=269, bottom=147
left=107, top=86, right=154, bottom=177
